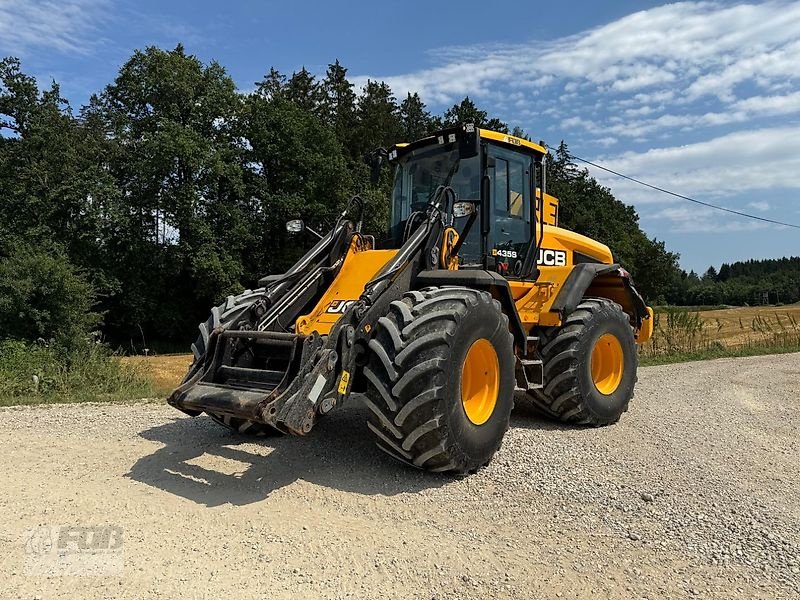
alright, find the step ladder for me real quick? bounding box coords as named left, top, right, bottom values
left=515, top=336, right=543, bottom=392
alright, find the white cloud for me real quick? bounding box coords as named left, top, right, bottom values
left=583, top=125, right=800, bottom=231
left=0, top=0, right=107, bottom=55
left=594, top=125, right=800, bottom=198
left=352, top=2, right=800, bottom=239
left=355, top=1, right=800, bottom=139
left=733, top=91, right=800, bottom=116
left=746, top=200, right=771, bottom=212
left=560, top=116, right=593, bottom=129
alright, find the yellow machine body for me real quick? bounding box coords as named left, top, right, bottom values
left=296, top=237, right=397, bottom=336
left=297, top=223, right=651, bottom=343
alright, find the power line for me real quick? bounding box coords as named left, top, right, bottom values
left=572, top=155, right=800, bottom=230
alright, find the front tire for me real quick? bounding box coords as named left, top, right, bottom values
left=527, top=298, right=637, bottom=426
left=362, top=287, right=515, bottom=474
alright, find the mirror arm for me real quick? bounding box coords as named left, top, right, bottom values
left=305, top=225, right=324, bottom=240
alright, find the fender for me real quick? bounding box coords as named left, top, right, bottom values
left=414, top=269, right=527, bottom=349
left=552, top=263, right=648, bottom=326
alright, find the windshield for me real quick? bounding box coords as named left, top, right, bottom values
left=390, top=144, right=481, bottom=262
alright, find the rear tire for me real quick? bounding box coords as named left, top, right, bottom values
left=527, top=298, right=637, bottom=426
left=184, top=288, right=282, bottom=437
left=362, top=287, right=515, bottom=473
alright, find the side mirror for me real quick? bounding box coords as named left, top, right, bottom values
left=286, top=218, right=323, bottom=239
left=286, top=219, right=305, bottom=234
left=453, top=202, right=476, bottom=218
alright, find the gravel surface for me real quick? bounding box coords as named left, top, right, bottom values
left=0, top=353, right=798, bottom=599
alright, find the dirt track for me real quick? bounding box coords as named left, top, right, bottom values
left=0, top=353, right=798, bottom=599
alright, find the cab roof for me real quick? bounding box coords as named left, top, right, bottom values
left=478, top=129, right=547, bottom=155
left=389, top=126, right=547, bottom=159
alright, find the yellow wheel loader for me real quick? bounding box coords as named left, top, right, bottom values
left=168, top=124, right=654, bottom=474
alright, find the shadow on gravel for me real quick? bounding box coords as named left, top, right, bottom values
left=509, top=396, right=575, bottom=432
left=126, top=403, right=449, bottom=507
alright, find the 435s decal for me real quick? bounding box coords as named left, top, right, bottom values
left=491, top=248, right=518, bottom=259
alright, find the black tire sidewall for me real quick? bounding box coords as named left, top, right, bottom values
left=440, top=298, right=515, bottom=465
left=576, top=306, right=637, bottom=421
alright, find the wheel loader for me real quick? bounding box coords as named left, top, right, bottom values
left=168, top=123, right=654, bottom=474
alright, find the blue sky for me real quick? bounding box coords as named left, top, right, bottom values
left=1, top=0, right=799, bottom=273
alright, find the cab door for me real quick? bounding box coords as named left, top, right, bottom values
left=486, top=145, right=533, bottom=278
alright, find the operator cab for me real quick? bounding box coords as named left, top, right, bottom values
left=388, top=124, right=557, bottom=278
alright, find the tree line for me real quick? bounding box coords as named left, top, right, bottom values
left=671, top=258, right=800, bottom=307
left=0, top=44, right=732, bottom=351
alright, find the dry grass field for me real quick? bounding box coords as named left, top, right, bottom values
left=692, top=304, right=800, bottom=346
left=121, top=353, right=192, bottom=393
left=643, top=304, right=800, bottom=360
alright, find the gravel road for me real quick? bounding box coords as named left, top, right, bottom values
left=0, top=353, right=798, bottom=599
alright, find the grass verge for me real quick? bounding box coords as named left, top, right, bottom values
left=640, top=342, right=800, bottom=366
left=0, top=340, right=155, bottom=407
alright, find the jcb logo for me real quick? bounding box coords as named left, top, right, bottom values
left=537, top=248, right=567, bottom=267
left=325, top=300, right=356, bottom=314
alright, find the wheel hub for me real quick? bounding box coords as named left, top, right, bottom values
left=591, top=333, right=624, bottom=395
left=461, top=338, right=500, bottom=425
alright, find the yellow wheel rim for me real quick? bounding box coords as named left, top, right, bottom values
left=591, top=333, right=624, bottom=395
left=461, top=338, right=500, bottom=425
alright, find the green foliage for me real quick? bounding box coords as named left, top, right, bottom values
left=319, top=61, right=358, bottom=149
left=399, top=93, right=436, bottom=141
left=647, top=308, right=704, bottom=354
left=354, top=80, right=403, bottom=159
left=93, top=45, right=250, bottom=340
left=672, top=257, right=800, bottom=306
left=0, top=340, right=152, bottom=404
left=0, top=247, right=100, bottom=347
left=0, top=57, right=119, bottom=280
left=443, top=97, right=508, bottom=132
left=241, top=94, right=353, bottom=274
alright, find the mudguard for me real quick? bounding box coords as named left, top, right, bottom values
left=414, top=269, right=527, bottom=348
left=551, top=263, right=649, bottom=327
